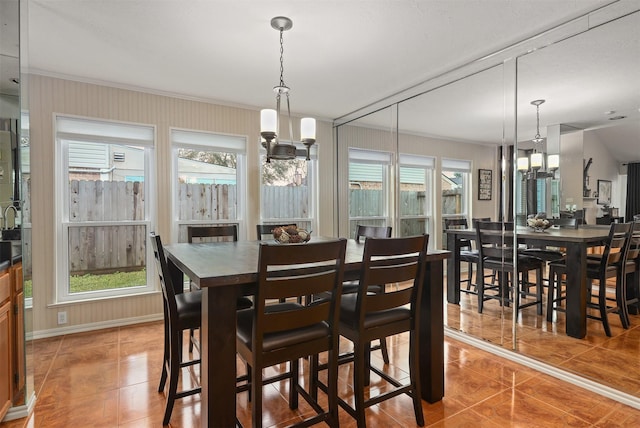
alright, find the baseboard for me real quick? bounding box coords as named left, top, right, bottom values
left=1, top=391, right=36, bottom=422
left=445, top=327, right=640, bottom=410
left=29, top=313, right=163, bottom=340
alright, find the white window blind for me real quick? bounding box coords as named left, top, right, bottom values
left=442, top=158, right=471, bottom=172
left=56, top=116, right=154, bottom=146
left=172, top=129, right=246, bottom=153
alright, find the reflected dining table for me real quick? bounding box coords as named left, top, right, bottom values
left=446, top=225, right=611, bottom=339
left=163, top=236, right=450, bottom=427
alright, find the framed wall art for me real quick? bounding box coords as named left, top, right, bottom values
left=478, top=169, right=492, bottom=201
left=597, top=179, right=612, bottom=205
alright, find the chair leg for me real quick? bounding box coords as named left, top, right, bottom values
left=163, top=332, right=181, bottom=426
left=251, top=364, right=263, bottom=428
left=598, top=278, right=612, bottom=337
left=477, top=271, right=485, bottom=313
left=364, top=342, right=371, bottom=386
left=466, top=261, right=473, bottom=290
left=289, top=359, right=299, bottom=410
left=353, top=339, right=368, bottom=428
left=327, top=348, right=339, bottom=428
left=189, top=328, right=194, bottom=352
left=158, top=306, right=170, bottom=392
left=409, top=330, right=425, bottom=426
left=379, top=337, right=390, bottom=364
left=547, top=268, right=557, bottom=322
left=617, top=270, right=630, bottom=329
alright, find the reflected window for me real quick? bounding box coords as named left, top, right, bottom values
left=399, top=154, right=434, bottom=239
left=348, top=148, right=391, bottom=238
left=441, top=158, right=471, bottom=219
left=55, top=116, right=154, bottom=302
left=171, top=129, right=246, bottom=242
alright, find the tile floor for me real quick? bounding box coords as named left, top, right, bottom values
left=2, top=318, right=640, bottom=427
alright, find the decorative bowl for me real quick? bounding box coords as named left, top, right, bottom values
left=526, top=218, right=551, bottom=232
left=272, top=226, right=312, bottom=244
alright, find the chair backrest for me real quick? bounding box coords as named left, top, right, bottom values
left=253, top=239, right=347, bottom=351
left=256, top=223, right=298, bottom=240
left=444, top=218, right=471, bottom=249
left=475, top=221, right=514, bottom=260
left=625, top=222, right=640, bottom=264
left=596, top=222, right=632, bottom=273
left=350, top=235, right=428, bottom=327
left=551, top=217, right=578, bottom=229
left=188, top=225, right=238, bottom=243
left=149, top=233, right=178, bottom=321
left=355, top=224, right=392, bottom=243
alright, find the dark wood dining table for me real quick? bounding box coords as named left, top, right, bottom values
left=163, top=236, right=450, bottom=427
left=446, top=225, right=611, bottom=339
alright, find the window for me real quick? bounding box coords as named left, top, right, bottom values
left=348, top=149, right=391, bottom=238
left=441, top=157, right=471, bottom=220
left=171, top=129, right=246, bottom=242
left=55, top=116, right=155, bottom=302
left=260, top=143, right=317, bottom=232
left=399, top=154, right=434, bottom=238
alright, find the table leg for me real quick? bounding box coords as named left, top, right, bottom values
left=419, top=258, right=444, bottom=402
left=446, top=232, right=461, bottom=304
left=565, top=243, right=587, bottom=338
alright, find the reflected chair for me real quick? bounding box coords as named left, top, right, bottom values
left=186, top=225, right=253, bottom=351
left=622, top=222, right=640, bottom=323
left=255, top=223, right=298, bottom=240
left=634, top=214, right=640, bottom=221
left=548, top=222, right=632, bottom=335
left=150, top=232, right=201, bottom=426
left=236, top=238, right=347, bottom=428
left=475, top=221, right=544, bottom=315
left=342, top=224, right=392, bottom=363
left=334, top=235, right=428, bottom=427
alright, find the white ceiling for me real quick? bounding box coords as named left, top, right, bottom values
left=15, top=0, right=640, bottom=160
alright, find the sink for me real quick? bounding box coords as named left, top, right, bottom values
left=1, top=228, right=21, bottom=241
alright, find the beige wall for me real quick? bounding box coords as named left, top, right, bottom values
left=27, top=74, right=335, bottom=335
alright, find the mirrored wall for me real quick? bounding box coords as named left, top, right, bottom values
left=335, top=3, right=640, bottom=404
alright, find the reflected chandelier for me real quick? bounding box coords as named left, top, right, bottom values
left=517, top=99, right=559, bottom=179
left=260, top=16, right=316, bottom=162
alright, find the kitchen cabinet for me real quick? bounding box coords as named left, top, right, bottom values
left=0, top=268, right=12, bottom=420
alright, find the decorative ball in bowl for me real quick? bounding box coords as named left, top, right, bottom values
left=526, top=217, right=551, bottom=232
left=272, top=226, right=312, bottom=244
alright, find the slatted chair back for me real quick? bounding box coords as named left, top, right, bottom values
left=252, top=239, right=347, bottom=360
left=475, top=221, right=515, bottom=261
left=355, top=224, right=392, bottom=243
left=150, top=233, right=178, bottom=320
left=597, top=222, right=632, bottom=273
left=188, top=225, right=237, bottom=243
left=625, top=222, right=640, bottom=267
left=444, top=218, right=470, bottom=249
left=551, top=217, right=578, bottom=229
left=350, top=235, right=428, bottom=329
left=256, top=223, right=298, bottom=240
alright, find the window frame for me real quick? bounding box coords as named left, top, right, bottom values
left=398, top=154, right=435, bottom=243
left=171, top=128, right=247, bottom=242
left=441, top=157, right=472, bottom=224
left=55, top=115, right=156, bottom=303
left=258, top=142, right=318, bottom=233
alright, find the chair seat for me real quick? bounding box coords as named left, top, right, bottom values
left=459, top=249, right=479, bottom=262
left=237, top=296, right=253, bottom=310
left=176, top=290, right=203, bottom=329
left=520, top=248, right=565, bottom=262
left=339, top=294, right=410, bottom=329
left=341, top=281, right=384, bottom=295
left=483, top=255, right=543, bottom=271
left=237, top=302, right=330, bottom=352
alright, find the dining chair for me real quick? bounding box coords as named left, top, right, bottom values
left=149, top=233, right=202, bottom=426
left=621, top=221, right=640, bottom=325
left=332, top=234, right=428, bottom=427
left=444, top=218, right=476, bottom=292
left=547, top=222, right=632, bottom=335
left=186, top=225, right=253, bottom=351
left=255, top=223, right=298, bottom=240
left=475, top=221, right=544, bottom=315
left=236, top=238, right=347, bottom=428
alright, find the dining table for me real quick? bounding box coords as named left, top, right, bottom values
left=446, top=225, right=611, bottom=339
left=163, top=236, right=450, bottom=427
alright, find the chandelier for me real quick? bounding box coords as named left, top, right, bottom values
left=517, top=99, right=559, bottom=179
left=260, top=16, right=316, bottom=162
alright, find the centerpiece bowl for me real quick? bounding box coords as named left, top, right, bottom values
left=527, top=217, right=551, bottom=232
left=272, top=226, right=312, bottom=244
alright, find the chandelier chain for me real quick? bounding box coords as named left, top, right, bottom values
left=279, top=29, right=285, bottom=87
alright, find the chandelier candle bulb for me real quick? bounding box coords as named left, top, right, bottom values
left=300, top=117, right=316, bottom=141
left=547, top=154, right=560, bottom=170
left=530, top=152, right=543, bottom=169
left=517, top=157, right=529, bottom=171
left=260, top=109, right=277, bottom=134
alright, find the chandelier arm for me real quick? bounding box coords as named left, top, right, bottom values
left=286, top=92, right=294, bottom=148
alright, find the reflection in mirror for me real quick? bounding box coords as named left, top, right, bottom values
left=394, top=64, right=507, bottom=346
left=516, top=11, right=640, bottom=397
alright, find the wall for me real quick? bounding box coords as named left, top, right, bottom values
left=583, top=129, right=621, bottom=216
left=27, top=74, right=335, bottom=335
left=559, top=130, right=584, bottom=210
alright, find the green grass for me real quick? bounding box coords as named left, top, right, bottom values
left=24, top=269, right=147, bottom=298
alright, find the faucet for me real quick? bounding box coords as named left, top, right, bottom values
left=3, top=205, right=18, bottom=230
